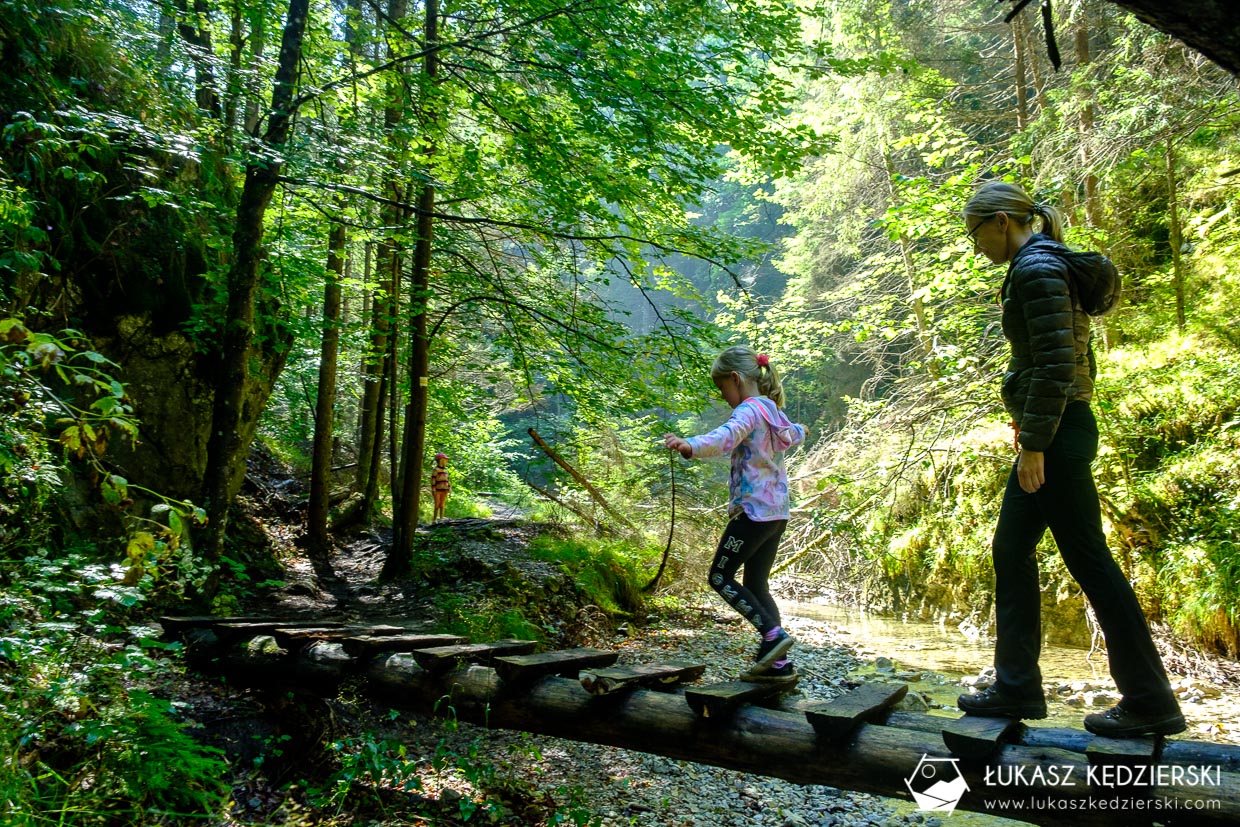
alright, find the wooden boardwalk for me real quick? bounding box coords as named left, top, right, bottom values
left=162, top=616, right=1240, bottom=826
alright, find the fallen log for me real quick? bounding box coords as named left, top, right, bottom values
left=528, top=427, right=635, bottom=532
left=166, top=619, right=1240, bottom=826
left=356, top=658, right=1239, bottom=826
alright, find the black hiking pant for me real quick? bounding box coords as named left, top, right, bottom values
left=991, top=402, right=1179, bottom=714
left=710, top=514, right=786, bottom=635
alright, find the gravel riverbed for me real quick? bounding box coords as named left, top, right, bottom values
left=396, top=607, right=1012, bottom=827
left=390, top=596, right=1240, bottom=827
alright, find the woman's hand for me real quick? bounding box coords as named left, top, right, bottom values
left=662, top=433, right=692, bottom=459
left=1017, top=449, right=1045, bottom=493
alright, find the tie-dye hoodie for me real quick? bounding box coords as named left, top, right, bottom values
left=686, top=396, right=806, bottom=522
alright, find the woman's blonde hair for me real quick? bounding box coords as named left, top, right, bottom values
left=964, top=181, right=1065, bottom=244
left=711, top=345, right=785, bottom=408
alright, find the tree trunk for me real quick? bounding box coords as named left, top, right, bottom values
left=359, top=240, right=396, bottom=514
left=386, top=0, right=439, bottom=578
left=1015, top=9, right=1052, bottom=114
left=881, top=145, right=936, bottom=379
left=1075, top=10, right=1103, bottom=232
left=356, top=0, right=407, bottom=517
left=1166, top=139, right=1186, bottom=331
left=200, top=0, right=310, bottom=588
left=174, top=0, right=223, bottom=118
left=168, top=625, right=1240, bottom=827
left=527, top=427, right=635, bottom=531
left=308, top=219, right=347, bottom=558
left=387, top=307, right=402, bottom=507
left=1012, top=6, right=1029, bottom=131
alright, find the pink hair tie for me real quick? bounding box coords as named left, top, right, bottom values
left=755, top=353, right=770, bottom=367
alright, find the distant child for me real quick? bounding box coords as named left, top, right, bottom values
left=431, top=452, right=451, bottom=521
left=663, top=346, right=807, bottom=680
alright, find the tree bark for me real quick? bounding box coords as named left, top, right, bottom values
left=1015, top=9, right=1052, bottom=113
left=173, top=633, right=1240, bottom=827
left=308, top=218, right=347, bottom=558
left=1075, top=9, right=1103, bottom=232
left=1012, top=6, right=1029, bottom=131
left=386, top=0, right=439, bottom=578
left=200, top=0, right=310, bottom=587
left=174, top=0, right=223, bottom=118
left=1166, top=140, right=1186, bottom=331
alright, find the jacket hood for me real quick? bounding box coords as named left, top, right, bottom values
left=744, top=397, right=800, bottom=451
left=1012, top=234, right=1121, bottom=315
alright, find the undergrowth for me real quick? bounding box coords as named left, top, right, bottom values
left=0, top=549, right=230, bottom=825
left=799, top=330, right=1240, bottom=655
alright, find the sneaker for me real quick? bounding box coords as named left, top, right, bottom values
left=753, top=630, right=794, bottom=670
left=742, top=661, right=797, bottom=683
left=957, top=684, right=1047, bottom=719
left=1084, top=704, right=1186, bottom=738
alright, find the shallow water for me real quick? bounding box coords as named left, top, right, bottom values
left=787, top=599, right=1112, bottom=683
left=787, top=599, right=1119, bottom=730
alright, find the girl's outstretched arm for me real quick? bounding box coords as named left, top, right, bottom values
left=663, top=433, right=693, bottom=459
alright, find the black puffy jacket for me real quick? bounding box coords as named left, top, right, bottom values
left=1000, top=234, right=1113, bottom=452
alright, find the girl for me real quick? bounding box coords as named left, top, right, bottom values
left=958, top=181, right=1183, bottom=737
left=431, top=452, right=451, bottom=521
left=664, top=346, right=806, bottom=679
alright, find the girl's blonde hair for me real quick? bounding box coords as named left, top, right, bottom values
left=964, top=181, right=1065, bottom=244
left=711, top=345, right=785, bottom=408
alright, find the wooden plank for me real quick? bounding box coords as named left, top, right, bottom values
left=580, top=661, right=706, bottom=695
left=685, top=680, right=790, bottom=719
left=339, top=633, right=466, bottom=658
left=493, top=648, right=618, bottom=684
left=271, top=625, right=406, bottom=647
left=803, top=682, right=909, bottom=740
left=410, top=640, right=539, bottom=672
left=942, top=716, right=1024, bottom=760
left=213, top=620, right=345, bottom=642
left=1086, top=736, right=1157, bottom=765
left=160, top=616, right=319, bottom=638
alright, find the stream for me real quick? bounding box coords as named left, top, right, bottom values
left=787, top=599, right=1237, bottom=738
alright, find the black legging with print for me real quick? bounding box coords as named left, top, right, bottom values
left=709, top=514, right=787, bottom=634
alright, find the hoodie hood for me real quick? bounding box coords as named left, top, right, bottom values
left=743, top=396, right=801, bottom=452
left=1014, top=234, right=1121, bottom=315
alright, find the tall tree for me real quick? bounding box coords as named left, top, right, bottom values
left=388, top=0, right=439, bottom=575
left=200, top=0, right=311, bottom=587
left=308, top=217, right=347, bottom=560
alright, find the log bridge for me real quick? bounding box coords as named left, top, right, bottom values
left=163, top=616, right=1240, bottom=826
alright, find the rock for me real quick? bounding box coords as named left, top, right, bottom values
left=874, top=656, right=894, bottom=671
left=895, top=691, right=930, bottom=712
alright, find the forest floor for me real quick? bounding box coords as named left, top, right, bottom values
left=180, top=458, right=1240, bottom=826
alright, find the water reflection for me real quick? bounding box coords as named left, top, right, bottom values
left=787, top=600, right=1112, bottom=684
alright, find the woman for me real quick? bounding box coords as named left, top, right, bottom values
left=957, top=181, right=1184, bottom=738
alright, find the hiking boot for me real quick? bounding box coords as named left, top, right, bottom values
left=753, top=629, right=794, bottom=670
left=1084, top=704, right=1186, bottom=738
left=957, top=684, right=1047, bottom=719
left=741, top=661, right=797, bottom=683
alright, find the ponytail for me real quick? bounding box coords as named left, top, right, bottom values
left=1032, top=202, right=1065, bottom=243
